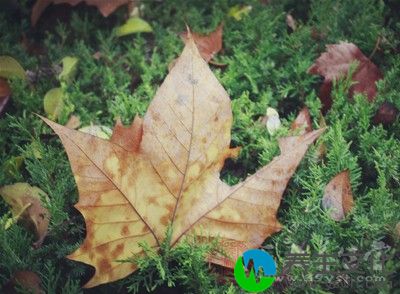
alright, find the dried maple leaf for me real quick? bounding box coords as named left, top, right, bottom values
left=309, top=42, right=383, bottom=113
left=41, top=38, right=324, bottom=287
left=31, top=0, right=131, bottom=26
left=181, top=25, right=223, bottom=63
left=322, top=170, right=354, bottom=221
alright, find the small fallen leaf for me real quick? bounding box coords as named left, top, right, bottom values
left=58, top=56, right=79, bottom=84
left=286, top=14, right=297, bottom=31
left=0, top=183, right=50, bottom=247
left=79, top=125, right=112, bottom=139
left=0, top=56, right=26, bottom=80
left=32, top=0, right=131, bottom=25
left=43, top=87, right=64, bottom=121
left=0, top=78, right=11, bottom=115
left=228, top=5, right=252, bottom=20
left=6, top=271, right=43, bottom=294
left=265, top=107, right=281, bottom=135
left=65, top=115, right=81, bottom=129
left=115, top=17, right=153, bottom=37
left=291, top=107, right=312, bottom=135
left=93, top=51, right=102, bottom=60
left=181, top=24, right=223, bottom=63
left=40, top=37, right=324, bottom=287
left=372, top=102, right=398, bottom=126
left=322, top=170, right=354, bottom=221
left=309, top=42, right=383, bottom=112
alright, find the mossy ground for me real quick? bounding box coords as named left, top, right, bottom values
left=0, top=0, right=399, bottom=293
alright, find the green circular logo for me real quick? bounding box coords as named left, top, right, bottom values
left=234, top=249, right=276, bottom=292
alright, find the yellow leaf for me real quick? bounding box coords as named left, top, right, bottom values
left=59, top=56, right=79, bottom=84
left=228, top=5, right=252, bottom=21
left=40, top=37, right=324, bottom=287
left=43, top=87, right=64, bottom=121
left=0, top=56, right=26, bottom=80
left=0, top=183, right=50, bottom=247
left=116, top=17, right=153, bottom=37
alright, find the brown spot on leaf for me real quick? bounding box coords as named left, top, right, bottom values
left=112, top=243, right=124, bottom=257
left=121, top=225, right=130, bottom=236
left=160, top=214, right=169, bottom=226
left=148, top=196, right=159, bottom=206
left=96, top=243, right=109, bottom=254
left=98, top=258, right=111, bottom=273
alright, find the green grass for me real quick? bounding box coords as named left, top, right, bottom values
left=0, top=0, right=399, bottom=293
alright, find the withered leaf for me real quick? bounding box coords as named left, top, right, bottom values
left=32, top=0, right=131, bottom=25
left=41, top=37, right=324, bottom=287
left=0, top=183, right=50, bottom=248
left=309, top=42, right=383, bottom=113
left=291, top=107, right=312, bottom=135
left=322, top=170, right=354, bottom=221
left=181, top=25, right=223, bottom=63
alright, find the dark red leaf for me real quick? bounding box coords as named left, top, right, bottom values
left=309, top=42, right=383, bottom=113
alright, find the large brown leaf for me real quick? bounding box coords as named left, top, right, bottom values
left=41, top=37, right=324, bottom=287
left=309, top=42, right=383, bottom=112
left=32, top=0, right=131, bottom=26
